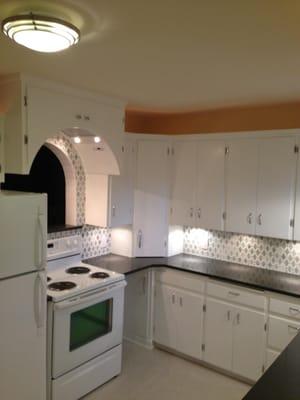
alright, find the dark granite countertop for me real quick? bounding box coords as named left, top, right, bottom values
left=84, top=253, right=300, bottom=298
left=243, top=332, right=300, bottom=399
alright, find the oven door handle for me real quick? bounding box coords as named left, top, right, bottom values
left=54, top=281, right=127, bottom=310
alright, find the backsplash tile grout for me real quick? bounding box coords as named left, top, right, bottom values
left=183, top=227, right=300, bottom=275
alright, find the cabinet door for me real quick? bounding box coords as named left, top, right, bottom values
left=176, top=289, right=204, bottom=359
left=196, top=141, right=225, bottom=230
left=171, top=141, right=197, bottom=226
left=134, top=141, right=170, bottom=257
left=124, top=270, right=149, bottom=345
left=293, top=146, right=300, bottom=240
left=203, top=298, right=233, bottom=371
left=108, top=140, right=135, bottom=227
left=0, top=115, right=4, bottom=182
left=154, top=283, right=177, bottom=349
left=256, top=137, right=296, bottom=239
left=225, top=140, right=258, bottom=235
left=232, top=306, right=265, bottom=381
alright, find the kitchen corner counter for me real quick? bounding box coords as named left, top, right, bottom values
left=84, top=253, right=300, bottom=298
left=243, top=332, right=300, bottom=399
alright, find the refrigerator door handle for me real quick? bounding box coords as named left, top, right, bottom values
left=38, top=212, right=46, bottom=270
left=34, top=272, right=46, bottom=330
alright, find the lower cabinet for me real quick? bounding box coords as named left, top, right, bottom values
left=123, top=269, right=152, bottom=347
left=203, top=299, right=265, bottom=381
left=154, top=282, right=204, bottom=360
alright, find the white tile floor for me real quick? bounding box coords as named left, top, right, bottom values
left=84, top=342, right=251, bottom=400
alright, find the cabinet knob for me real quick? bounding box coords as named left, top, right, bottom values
left=75, top=114, right=82, bottom=120
left=84, top=115, right=90, bottom=121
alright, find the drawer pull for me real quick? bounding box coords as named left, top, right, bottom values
left=228, top=291, right=240, bottom=297
left=288, top=325, right=300, bottom=332
left=227, top=310, right=231, bottom=321
left=289, top=307, right=300, bottom=314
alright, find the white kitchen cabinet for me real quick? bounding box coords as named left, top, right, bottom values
left=0, top=115, right=4, bottom=182
left=256, top=137, right=297, bottom=239
left=133, top=140, right=171, bottom=257
left=0, top=74, right=124, bottom=174
left=293, top=144, right=300, bottom=240
left=231, top=305, right=265, bottom=381
left=108, top=139, right=136, bottom=227
left=268, top=315, right=300, bottom=351
left=171, top=141, right=197, bottom=226
left=196, top=140, right=225, bottom=231
left=154, top=283, right=177, bottom=350
left=203, top=298, right=233, bottom=371
left=154, top=282, right=204, bottom=359
left=124, top=269, right=152, bottom=347
left=225, top=139, right=258, bottom=235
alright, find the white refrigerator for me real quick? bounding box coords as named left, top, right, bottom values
left=0, top=191, right=47, bottom=400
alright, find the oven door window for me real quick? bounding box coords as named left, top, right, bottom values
left=70, top=299, right=113, bottom=351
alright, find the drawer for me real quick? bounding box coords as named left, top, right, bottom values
left=206, top=280, right=265, bottom=310
left=270, top=297, right=300, bottom=320
left=155, top=268, right=205, bottom=294
left=268, top=315, right=300, bottom=351
left=266, top=349, right=280, bottom=370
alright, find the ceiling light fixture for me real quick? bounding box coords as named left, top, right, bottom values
left=94, top=136, right=101, bottom=143
left=2, top=13, right=80, bottom=53
left=73, top=136, right=81, bottom=144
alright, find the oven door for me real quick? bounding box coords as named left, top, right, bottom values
left=52, top=281, right=126, bottom=378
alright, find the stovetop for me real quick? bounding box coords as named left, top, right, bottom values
left=47, top=260, right=124, bottom=302
left=46, top=235, right=124, bottom=303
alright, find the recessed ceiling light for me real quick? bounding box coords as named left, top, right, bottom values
left=73, top=136, right=81, bottom=144
left=94, top=136, right=101, bottom=143
left=2, top=13, right=80, bottom=53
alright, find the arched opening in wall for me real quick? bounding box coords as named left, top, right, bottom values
left=2, top=143, right=79, bottom=232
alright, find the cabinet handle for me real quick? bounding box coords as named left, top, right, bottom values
left=75, top=114, right=82, bottom=120
left=227, top=310, right=231, bottom=321
left=190, top=208, right=194, bottom=218
left=137, top=230, right=143, bottom=249
left=84, top=115, right=90, bottom=121
left=247, top=213, right=253, bottom=224
left=258, top=214, right=262, bottom=225
left=236, top=313, right=240, bottom=325
left=289, top=307, right=300, bottom=314
left=112, top=205, right=116, bottom=217
left=172, top=294, right=175, bottom=304
left=288, top=325, right=300, bottom=333
left=228, top=291, right=240, bottom=297
left=180, top=297, right=183, bottom=307
left=197, top=208, right=201, bottom=219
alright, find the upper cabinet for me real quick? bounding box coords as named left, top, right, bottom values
left=108, top=139, right=136, bottom=228
left=0, top=74, right=125, bottom=174
left=196, top=140, right=225, bottom=231
left=171, top=141, right=197, bottom=226
left=133, top=140, right=171, bottom=257
left=256, top=138, right=296, bottom=240
left=0, top=116, right=4, bottom=182
left=225, top=139, right=258, bottom=235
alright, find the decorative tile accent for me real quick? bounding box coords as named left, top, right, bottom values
left=183, top=228, right=300, bottom=275
left=46, top=132, right=111, bottom=259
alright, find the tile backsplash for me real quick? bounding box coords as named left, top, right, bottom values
left=183, top=227, right=300, bottom=275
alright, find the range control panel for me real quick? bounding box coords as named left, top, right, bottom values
left=47, top=235, right=82, bottom=261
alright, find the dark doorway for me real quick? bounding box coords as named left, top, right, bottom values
left=2, top=145, right=66, bottom=229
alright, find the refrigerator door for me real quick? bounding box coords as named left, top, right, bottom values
left=0, top=191, right=47, bottom=279
left=0, top=271, right=47, bottom=400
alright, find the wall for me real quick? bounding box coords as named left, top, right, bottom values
left=125, top=102, right=300, bottom=135
left=47, top=132, right=111, bottom=259
left=183, top=228, right=300, bottom=275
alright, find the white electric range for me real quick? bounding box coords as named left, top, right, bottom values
left=47, top=235, right=126, bottom=400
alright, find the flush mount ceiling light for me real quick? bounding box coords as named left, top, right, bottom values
left=2, top=13, right=80, bottom=52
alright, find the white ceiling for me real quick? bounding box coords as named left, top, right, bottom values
left=1, top=0, right=300, bottom=111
